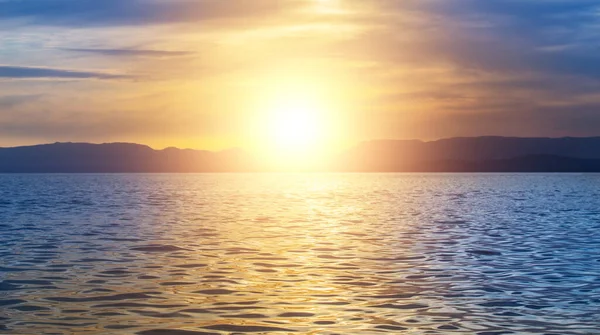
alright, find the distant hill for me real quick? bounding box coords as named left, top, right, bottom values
left=337, top=137, right=600, bottom=172
left=0, top=142, right=255, bottom=173
left=1, top=137, right=600, bottom=172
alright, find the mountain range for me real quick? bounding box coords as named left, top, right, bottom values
left=2, top=137, right=600, bottom=172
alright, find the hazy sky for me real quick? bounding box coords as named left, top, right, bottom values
left=1, top=0, right=600, bottom=150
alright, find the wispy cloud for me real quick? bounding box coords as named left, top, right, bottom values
left=0, top=65, right=129, bottom=79
left=0, top=0, right=299, bottom=27
left=61, top=48, right=194, bottom=58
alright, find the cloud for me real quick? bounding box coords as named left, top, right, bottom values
left=0, top=0, right=301, bottom=27
left=400, top=0, right=600, bottom=78
left=0, top=65, right=129, bottom=79
left=61, top=48, right=194, bottom=58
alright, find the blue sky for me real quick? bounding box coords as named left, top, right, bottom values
left=1, top=0, right=599, bottom=149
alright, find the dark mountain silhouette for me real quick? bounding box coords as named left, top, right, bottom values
left=337, top=137, right=600, bottom=172
left=0, top=142, right=256, bottom=173
left=1, top=137, right=600, bottom=172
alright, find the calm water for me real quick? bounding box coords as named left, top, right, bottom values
left=1, top=174, right=600, bottom=335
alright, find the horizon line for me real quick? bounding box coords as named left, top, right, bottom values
left=2, top=135, right=600, bottom=152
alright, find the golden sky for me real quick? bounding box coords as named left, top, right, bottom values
left=1, top=0, right=600, bottom=155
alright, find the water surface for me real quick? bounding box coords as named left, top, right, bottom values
left=1, top=174, right=599, bottom=334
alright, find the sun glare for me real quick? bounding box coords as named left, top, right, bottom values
left=245, top=68, right=352, bottom=170
left=271, top=102, right=322, bottom=152
left=251, top=88, right=337, bottom=170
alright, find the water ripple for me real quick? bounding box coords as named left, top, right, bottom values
left=0, top=173, right=599, bottom=334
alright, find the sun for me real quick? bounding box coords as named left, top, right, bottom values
left=247, top=71, right=349, bottom=170
left=252, top=91, right=336, bottom=170
left=271, top=102, right=322, bottom=153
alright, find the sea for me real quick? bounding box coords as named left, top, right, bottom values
left=1, top=173, right=599, bottom=335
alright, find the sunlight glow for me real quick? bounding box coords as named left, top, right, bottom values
left=242, top=64, right=358, bottom=171
left=270, top=101, right=323, bottom=153
left=251, top=85, right=340, bottom=170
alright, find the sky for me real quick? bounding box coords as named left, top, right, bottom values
left=1, top=0, right=600, bottom=152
